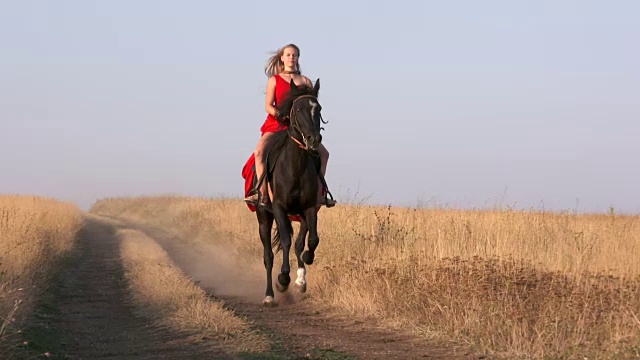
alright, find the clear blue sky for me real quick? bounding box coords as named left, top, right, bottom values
left=1, top=1, right=639, bottom=213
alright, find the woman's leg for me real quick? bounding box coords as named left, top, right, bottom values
left=318, top=144, right=329, bottom=177
left=254, top=132, right=275, bottom=202
left=317, top=144, right=336, bottom=207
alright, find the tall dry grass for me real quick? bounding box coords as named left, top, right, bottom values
left=118, top=228, right=267, bottom=353
left=0, top=195, right=82, bottom=351
left=91, top=196, right=640, bottom=359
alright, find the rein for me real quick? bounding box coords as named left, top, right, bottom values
left=289, top=136, right=308, bottom=150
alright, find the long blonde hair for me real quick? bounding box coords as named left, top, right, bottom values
left=264, top=43, right=301, bottom=77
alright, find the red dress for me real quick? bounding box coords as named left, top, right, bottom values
left=259, top=75, right=291, bottom=134
left=242, top=75, right=290, bottom=212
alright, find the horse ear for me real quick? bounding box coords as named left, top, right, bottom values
left=313, top=78, right=320, bottom=95
left=290, top=79, right=298, bottom=90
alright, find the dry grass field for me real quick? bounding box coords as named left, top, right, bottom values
left=0, top=195, right=82, bottom=352
left=91, top=196, right=640, bottom=359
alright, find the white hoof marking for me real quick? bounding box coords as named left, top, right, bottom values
left=295, top=267, right=307, bottom=286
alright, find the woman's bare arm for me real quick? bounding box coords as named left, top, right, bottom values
left=265, top=76, right=277, bottom=116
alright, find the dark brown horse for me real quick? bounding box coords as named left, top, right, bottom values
left=255, top=79, right=332, bottom=306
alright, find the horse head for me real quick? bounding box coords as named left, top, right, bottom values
left=276, top=79, right=326, bottom=151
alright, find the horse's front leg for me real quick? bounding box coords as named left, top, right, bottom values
left=302, top=207, right=319, bottom=265
left=294, top=218, right=308, bottom=293
left=258, top=211, right=275, bottom=306
left=272, top=206, right=292, bottom=292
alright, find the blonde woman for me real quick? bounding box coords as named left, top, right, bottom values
left=244, top=43, right=335, bottom=208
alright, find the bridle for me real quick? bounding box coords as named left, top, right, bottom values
left=287, top=95, right=327, bottom=151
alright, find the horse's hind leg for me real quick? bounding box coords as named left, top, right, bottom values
left=302, top=208, right=319, bottom=265
left=294, top=218, right=308, bottom=293
left=258, top=211, right=276, bottom=306
left=273, top=207, right=292, bottom=292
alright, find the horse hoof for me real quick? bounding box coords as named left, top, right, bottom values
left=263, top=296, right=276, bottom=307
left=295, top=282, right=307, bottom=293
left=302, top=251, right=314, bottom=265
left=275, top=281, right=289, bottom=292
left=276, top=273, right=290, bottom=292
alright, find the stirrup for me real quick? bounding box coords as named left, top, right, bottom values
left=319, top=197, right=337, bottom=208
left=245, top=192, right=272, bottom=212
left=244, top=193, right=259, bottom=205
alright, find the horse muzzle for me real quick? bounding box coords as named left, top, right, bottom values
left=304, top=135, right=322, bottom=150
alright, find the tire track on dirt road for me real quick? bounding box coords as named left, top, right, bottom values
left=18, top=215, right=233, bottom=359
left=122, top=218, right=486, bottom=360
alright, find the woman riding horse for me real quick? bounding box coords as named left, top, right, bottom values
left=244, top=43, right=336, bottom=209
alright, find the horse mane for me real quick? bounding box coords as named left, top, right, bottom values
left=274, top=82, right=317, bottom=125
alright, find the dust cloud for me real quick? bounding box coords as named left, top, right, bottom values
left=107, top=217, right=301, bottom=304
left=151, top=233, right=268, bottom=302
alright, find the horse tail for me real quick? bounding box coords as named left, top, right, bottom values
left=272, top=226, right=282, bottom=252
left=271, top=218, right=293, bottom=253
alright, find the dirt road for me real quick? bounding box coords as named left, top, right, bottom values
left=17, top=215, right=484, bottom=359
left=17, top=215, right=233, bottom=359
